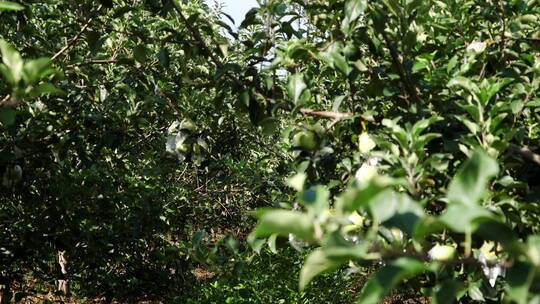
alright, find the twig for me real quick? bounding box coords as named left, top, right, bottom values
left=300, top=108, right=376, bottom=123
left=51, top=5, right=102, bottom=61
left=157, top=89, right=181, bottom=115
left=171, top=2, right=222, bottom=67
left=380, top=248, right=509, bottom=268
left=380, top=31, right=420, bottom=104
left=68, top=59, right=122, bottom=67
left=217, top=196, right=232, bottom=217
left=0, top=94, right=11, bottom=107
left=194, top=175, right=217, bottom=193
left=508, top=144, right=540, bottom=166
left=503, top=35, right=540, bottom=43
left=512, top=91, right=531, bottom=129
left=498, top=0, right=506, bottom=62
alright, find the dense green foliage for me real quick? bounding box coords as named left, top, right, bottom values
left=1, top=0, right=540, bottom=303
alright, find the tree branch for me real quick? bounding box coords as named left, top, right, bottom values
left=1, top=6, right=102, bottom=108
left=171, top=3, right=222, bottom=68
left=300, top=108, right=375, bottom=123
left=77, top=59, right=119, bottom=65
left=508, top=144, right=540, bottom=166
left=51, top=5, right=102, bottom=61
left=157, top=90, right=180, bottom=115
left=0, top=94, right=11, bottom=107
left=380, top=31, right=420, bottom=104
left=67, top=58, right=134, bottom=68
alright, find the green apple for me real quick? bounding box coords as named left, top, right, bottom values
left=176, top=142, right=190, bottom=153
left=179, top=118, right=196, bottom=132
left=292, top=131, right=317, bottom=151
left=429, top=244, right=456, bottom=261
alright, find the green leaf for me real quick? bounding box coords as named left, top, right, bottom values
left=511, top=100, right=524, bottom=114
left=267, top=234, right=278, bottom=254
left=0, top=108, right=16, bottom=126
left=368, top=191, right=424, bottom=235
left=99, top=85, right=107, bottom=102
left=341, top=0, right=367, bottom=35
left=412, top=59, right=428, bottom=73
left=433, top=280, right=463, bottom=304
left=448, top=76, right=479, bottom=95
left=300, top=245, right=366, bottom=290
left=320, top=43, right=351, bottom=75
left=248, top=237, right=266, bottom=254
left=0, top=39, right=23, bottom=84
left=359, top=132, right=376, bottom=154
left=345, top=0, right=367, bottom=22
left=357, top=258, right=426, bottom=304
left=299, top=249, right=344, bottom=290
left=133, top=44, right=147, bottom=63
left=0, top=64, right=15, bottom=85
left=413, top=216, right=444, bottom=241
left=475, top=221, right=519, bottom=251
left=411, top=116, right=441, bottom=138
left=506, top=261, right=536, bottom=304
left=86, top=31, right=102, bottom=54
left=468, top=284, right=484, bottom=302
left=251, top=209, right=314, bottom=241
left=454, top=115, right=479, bottom=134
left=366, top=190, right=398, bottom=222
left=259, top=117, right=279, bottom=136
left=439, top=204, right=495, bottom=233
left=28, top=82, right=64, bottom=98
left=489, top=113, right=508, bottom=132
left=23, top=58, right=52, bottom=83
left=158, top=47, right=170, bottom=68
left=286, top=172, right=307, bottom=192
left=0, top=1, right=24, bottom=11
left=447, top=150, right=499, bottom=206
left=461, top=104, right=481, bottom=122
left=413, top=133, right=441, bottom=152
left=299, top=185, right=329, bottom=215
left=335, top=179, right=388, bottom=214
left=240, top=7, right=259, bottom=28
left=217, top=42, right=228, bottom=58
left=478, top=78, right=511, bottom=106
left=287, top=73, right=307, bottom=105
left=330, top=51, right=351, bottom=76
left=526, top=236, right=540, bottom=266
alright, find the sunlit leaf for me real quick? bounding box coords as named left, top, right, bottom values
left=447, top=150, right=499, bottom=206
left=299, top=249, right=343, bottom=290
left=0, top=39, right=23, bottom=84
left=287, top=73, right=307, bottom=105
left=335, top=179, right=388, bottom=214
left=299, top=185, right=330, bottom=215
left=251, top=209, right=314, bottom=241
left=0, top=1, right=24, bottom=11
left=286, top=172, right=307, bottom=192
left=28, top=82, right=65, bottom=98
left=357, top=258, right=426, bottom=304
left=23, top=58, right=52, bottom=83
left=341, top=0, right=367, bottom=35
left=448, top=76, right=479, bottom=94
left=439, top=204, right=495, bottom=233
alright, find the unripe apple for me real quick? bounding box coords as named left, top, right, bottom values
left=179, top=118, right=196, bottom=132
left=292, top=131, right=317, bottom=151
left=429, top=244, right=456, bottom=261
left=176, top=142, right=190, bottom=153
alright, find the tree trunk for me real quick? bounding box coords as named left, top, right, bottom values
left=57, top=251, right=70, bottom=295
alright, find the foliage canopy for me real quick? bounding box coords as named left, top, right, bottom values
left=1, top=0, right=540, bottom=303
